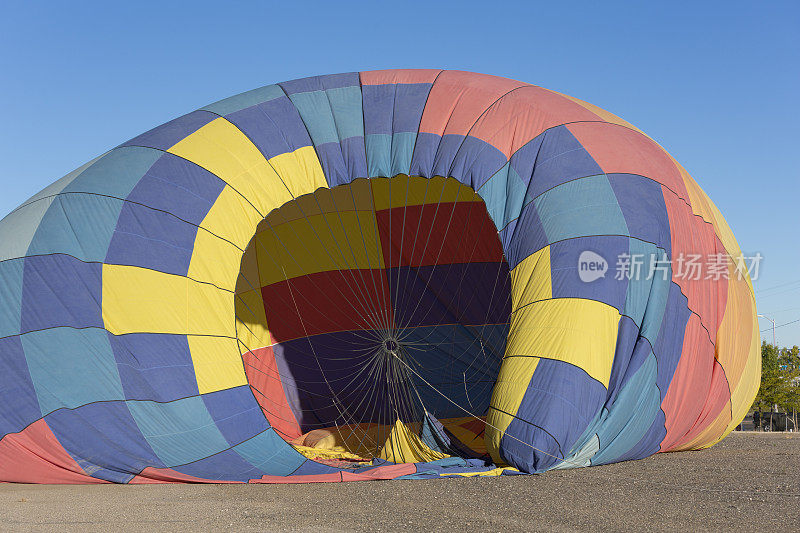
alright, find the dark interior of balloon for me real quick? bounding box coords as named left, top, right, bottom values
left=234, top=175, right=511, bottom=463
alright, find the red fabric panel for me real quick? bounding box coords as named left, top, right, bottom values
left=660, top=314, right=728, bottom=451
left=130, top=467, right=242, bottom=484
left=360, top=69, right=441, bottom=85
left=261, top=269, right=392, bottom=342
left=418, top=71, right=527, bottom=136
left=662, top=188, right=728, bottom=344
left=669, top=359, right=732, bottom=451
left=249, top=462, right=417, bottom=483
left=375, top=202, right=503, bottom=268
left=243, top=346, right=302, bottom=440
left=0, top=419, right=105, bottom=484
left=469, top=86, right=600, bottom=158
left=567, top=122, right=689, bottom=201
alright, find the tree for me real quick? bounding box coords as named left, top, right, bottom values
left=751, top=342, right=800, bottom=430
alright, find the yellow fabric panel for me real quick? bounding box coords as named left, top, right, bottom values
left=188, top=336, right=247, bottom=394
left=485, top=355, right=541, bottom=460
left=195, top=185, right=263, bottom=251
left=370, top=175, right=482, bottom=211
left=167, top=118, right=300, bottom=217
left=235, top=288, right=272, bottom=353
left=719, top=318, right=761, bottom=442
left=291, top=444, right=369, bottom=463
left=255, top=210, right=384, bottom=286
left=506, top=298, right=620, bottom=388
left=103, top=264, right=234, bottom=336
left=267, top=145, right=327, bottom=201
left=236, top=232, right=261, bottom=292
left=509, top=247, right=552, bottom=310
left=187, top=228, right=243, bottom=292
left=379, top=419, right=449, bottom=463
left=440, top=466, right=520, bottom=477
left=715, top=273, right=757, bottom=393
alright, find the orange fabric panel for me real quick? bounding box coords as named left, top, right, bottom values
left=469, top=85, right=600, bottom=158
left=660, top=314, right=727, bottom=451
left=662, top=187, right=728, bottom=345
left=360, top=69, right=442, bottom=85
left=243, top=346, right=302, bottom=441
left=0, top=419, right=105, bottom=484
left=566, top=122, right=689, bottom=201
left=418, top=71, right=527, bottom=136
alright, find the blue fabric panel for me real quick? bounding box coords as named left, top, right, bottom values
left=121, top=110, right=217, bottom=151
left=0, top=259, right=24, bottom=338
left=20, top=255, right=102, bottom=333
left=397, top=324, right=506, bottom=419
left=108, top=332, right=199, bottom=402
left=498, top=206, right=547, bottom=270
left=0, top=335, right=42, bottom=437
left=362, top=83, right=432, bottom=135
left=606, top=318, right=651, bottom=406
left=653, top=283, right=691, bottom=401
left=409, top=132, right=443, bottom=178
left=549, top=236, right=629, bottom=313
left=611, top=406, right=667, bottom=463
left=22, top=327, right=124, bottom=416
left=232, top=429, right=305, bottom=476
left=534, top=174, right=629, bottom=244
left=289, top=458, right=341, bottom=476
left=104, top=201, right=198, bottom=275
left=26, top=194, right=123, bottom=262
left=279, top=72, right=359, bottom=95
left=126, top=396, right=230, bottom=467
left=125, top=153, right=226, bottom=226
left=202, top=385, right=269, bottom=446
left=286, top=91, right=341, bottom=146
left=501, top=358, right=606, bottom=472
left=0, top=198, right=57, bottom=263
left=591, top=353, right=662, bottom=465
left=446, top=136, right=508, bottom=190
left=225, top=96, right=313, bottom=160
left=314, top=140, right=367, bottom=187
left=62, top=146, right=163, bottom=200
left=45, top=400, right=165, bottom=483
left=202, top=84, right=285, bottom=116
left=172, top=447, right=264, bottom=482
left=608, top=173, right=672, bottom=255
left=387, top=262, right=510, bottom=329
left=522, top=125, right=603, bottom=198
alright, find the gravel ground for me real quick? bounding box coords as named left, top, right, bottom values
left=1, top=432, right=797, bottom=532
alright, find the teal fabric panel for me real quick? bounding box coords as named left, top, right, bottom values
left=232, top=428, right=305, bottom=476
left=62, top=146, right=162, bottom=199
left=127, top=396, right=230, bottom=467
left=623, top=239, right=670, bottom=328
left=533, top=174, right=629, bottom=243
left=202, top=84, right=284, bottom=116
left=591, top=353, right=661, bottom=465
left=21, top=327, right=125, bottom=416
left=0, top=198, right=56, bottom=262
left=287, top=91, right=342, bottom=146
left=26, top=194, right=124, bottom=262
left=0, top=259, right=24, bottom=338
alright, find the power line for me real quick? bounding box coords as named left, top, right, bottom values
left=761, top=318, right=800, bottom=333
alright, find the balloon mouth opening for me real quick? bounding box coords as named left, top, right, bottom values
left=235, top=175, right=511, bottom=464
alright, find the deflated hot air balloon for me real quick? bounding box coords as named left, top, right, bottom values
left=0, top=70, right=760, bottom=483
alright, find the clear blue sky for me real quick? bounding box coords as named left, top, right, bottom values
left=1, top=1, right=798, bottom=345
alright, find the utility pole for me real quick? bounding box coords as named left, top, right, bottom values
left=758, top=314, right=776, bottom=345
